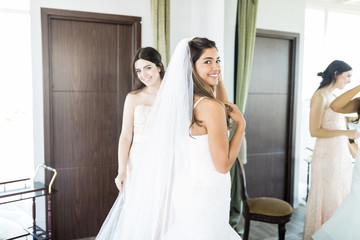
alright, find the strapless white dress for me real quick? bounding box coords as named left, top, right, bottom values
left=163, top=134, right=241, bottom=240
left=96, top=104, right=151, bottom=239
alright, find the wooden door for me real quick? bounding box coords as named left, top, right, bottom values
left=244, top=30, right=298, bottom=204
left=41, top=8, right=141, bottom=239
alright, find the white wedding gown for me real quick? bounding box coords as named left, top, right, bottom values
left=312, top=142, right=360, bottom=239
left=163, top=98, right=241, bottom=240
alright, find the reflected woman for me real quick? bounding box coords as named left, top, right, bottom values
left=303, top=60, right=359, bottom=240
left=313, top=78, right=360, bottom=239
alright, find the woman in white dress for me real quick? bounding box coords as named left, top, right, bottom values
left=312, top=84, right=360, bottom=240
left=96, top=47, right=164, bottom=239
left=163, top=37, right=245, bottom=240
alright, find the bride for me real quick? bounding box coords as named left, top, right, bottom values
left=163, top=37, right=245, bottom=239
left=313, top=83, right=360, bottom=240
left=97, top=38, right=245, bottom=239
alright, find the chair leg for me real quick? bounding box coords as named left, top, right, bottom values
left=243, top=218, right=250, bottom=240
left=278, top=223, right=286, bottom=240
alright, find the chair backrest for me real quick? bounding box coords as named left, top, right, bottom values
left=235, top=158, right=249, bottom=202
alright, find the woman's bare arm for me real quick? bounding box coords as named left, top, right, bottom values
left=199, top=99, right=245, bottom=173
left=115, top=94, right=135, bottom=192
left=310, top=91, right=358, bottom=139
left=330, top=85, right=360, bottom=113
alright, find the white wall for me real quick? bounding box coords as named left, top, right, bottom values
left=224, top=0, right=238, bottom=102
left=170, top=0, right=224, bottom=58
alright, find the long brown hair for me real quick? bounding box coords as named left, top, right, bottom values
left=131, top=47, right=165, bottom=92
left=188, top=37, right=230, bottom=129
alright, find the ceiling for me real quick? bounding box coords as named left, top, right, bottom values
left=308, top=0, right=360, bottom=9
left=337, top=0, right=360, bottom=6
left=337, top=0, right=360, bottom=3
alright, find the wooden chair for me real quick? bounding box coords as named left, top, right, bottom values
left=236, top=159, right=293, bottom=240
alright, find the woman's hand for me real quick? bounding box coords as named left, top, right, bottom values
left=115, top=171, right=126, bottom=192
left=218, top=72, right=223, bottom=82
left=223, top=101, right=246, bottom=127
left=349, top=142, right=358, bottom=158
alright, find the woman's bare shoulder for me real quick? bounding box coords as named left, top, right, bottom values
left=124, top=91, right=144, bottom=109
left=311, top=90, right=328, bottom=107
left=196, top=98, right=225, bottom=117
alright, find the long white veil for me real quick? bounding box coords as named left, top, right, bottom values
left=96, top=38, right=193, bottom=239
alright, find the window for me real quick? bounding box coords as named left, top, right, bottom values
left=303, top=7, right=360, bottom=100
left=300, top=5, right=360, bottom=204
left=0, top=0, right=33, bottom=181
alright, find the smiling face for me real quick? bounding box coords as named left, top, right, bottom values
left=334, top=70, right=352, bottom=89
left=194, top=47, right=221, bottom=86
left=134, top=59, right=161, bottom=87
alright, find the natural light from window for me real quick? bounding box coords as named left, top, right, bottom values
left=303, top=8, right=360, bottom=101
left=300, top=6, right=360, bottom=204
left=0, top=0, right=33, bottom=182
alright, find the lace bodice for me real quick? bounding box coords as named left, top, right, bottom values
left=321, top=107, right=347, bottom=130
left=132, top=104, right=151, bottom=143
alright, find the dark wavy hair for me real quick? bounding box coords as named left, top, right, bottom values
left=188, top=37, right=230, bottom=129
left=317, top=60, right=352, bottom=90
left=131, top=47, right=165, bottom=92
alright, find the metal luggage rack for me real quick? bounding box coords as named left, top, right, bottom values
left=0, top=164, right=57, bottom=240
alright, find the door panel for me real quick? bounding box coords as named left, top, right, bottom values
left=245, top=94, right=288, bottom=155
left=249, top=38, right=291, bottom=94
left=246, top=154, right=286, bottom=199
left=42, top=8, right=141, bottom=239
left=52, top=92, right=119, bottom=168
left=51, top=20, right=120, bottom=92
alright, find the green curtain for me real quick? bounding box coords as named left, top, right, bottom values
left=229, top=0, right=258, bottom=235
left=151, top=0, right=170, bottom=68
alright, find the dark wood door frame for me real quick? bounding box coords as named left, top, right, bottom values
left=255, top=29, right=299, bottom=205
left=41, top=8, right=141, bottom=170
